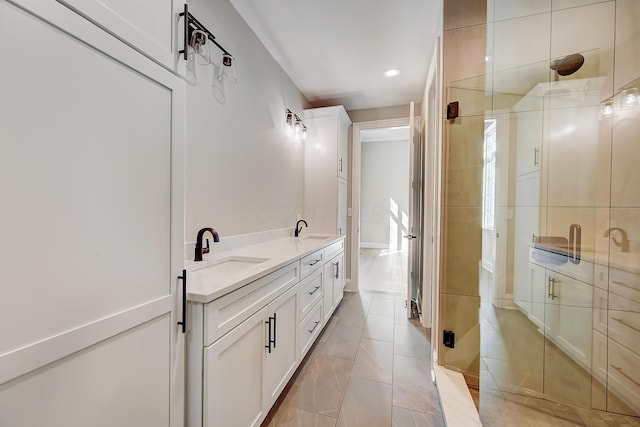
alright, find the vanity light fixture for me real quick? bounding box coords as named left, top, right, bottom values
left=179, top=4, right=237, bottom=83
left=600, top=100, right=614, bottom=118
left=285, top=108, right=307, bottom=139
left=621, top=87, right=639, bottom=109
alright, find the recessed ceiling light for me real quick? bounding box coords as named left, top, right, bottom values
left=383, top=68, right=400, bottom=78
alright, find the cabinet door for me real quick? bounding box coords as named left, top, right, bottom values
left=545, top=271, right=593, bottom=367
left=332, top=254, right=345, bottom=307
left=338, top=119, right=349, bottom=180
left=204, top=307, right=268, bottom=427
left=528, top=262, right=546, bottom=331
left=323, top=262, right=335, bottom=323
left=0, top=4, right=184, bottom=426
left=55, top=0, right=179, bottom=68
left=338, top=178, right=348, bottom=235
left=264, top=285, right=298, bottom=408
left=515, top=110, right=543, bottom=176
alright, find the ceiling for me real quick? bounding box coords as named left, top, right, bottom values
left=229, top=0, right=442, bottom=111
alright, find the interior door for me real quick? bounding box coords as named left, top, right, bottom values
left=406, top=102, right=423, bottom=318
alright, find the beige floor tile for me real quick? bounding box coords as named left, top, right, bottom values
left=369, top=297, right=396, bottom=317
left=394, top=323, right=431, bottom=361
left=291, top=355, right=353, bottom=418
left=363, top=313, right=395, bottom=342
left=391, top=406, right=445, bottom=427
left=336, top=306, right=367, bottom=328
left=359, top=248, right=407, bottom=294
left=321, top=323, right=363, bottom=361
left=336, top=377, right=392, bottom=427
left=351, top=338, right=394, bottom=384
left=278, top=407, right=337, bottom=427
left=393, top=355, right=441, bottom=414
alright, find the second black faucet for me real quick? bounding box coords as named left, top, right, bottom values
left=295, top=219, right=308, bottom=237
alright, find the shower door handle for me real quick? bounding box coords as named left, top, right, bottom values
left=548, top=277, right=557, bottom=300
left=569, top=224, right=581, bottom=264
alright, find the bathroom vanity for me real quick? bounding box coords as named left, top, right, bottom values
left=184, top=235, right=345, bottom=427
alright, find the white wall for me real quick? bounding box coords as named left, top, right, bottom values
left=186, top=0, right=309, bottom=247
left=360, top=139, right=410, bottom=248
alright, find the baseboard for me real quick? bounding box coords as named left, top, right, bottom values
left=360, top=242, right=389, bottom=249
left=432, top=364, right=482, bottom=426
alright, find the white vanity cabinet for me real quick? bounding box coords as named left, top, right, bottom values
left=529, top=253, right=594, bottom=370
left=304, top=105, right=352, bottom=236
left=203, top=283, right=298, bottom=427
left=322, top=240, right=346, bottom=322
left=189, top=262, right=300, bottom=427
left=188, top=237, right=346, bottom=427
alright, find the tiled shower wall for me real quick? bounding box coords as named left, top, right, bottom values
left=439, top=0, right=487, bottom=385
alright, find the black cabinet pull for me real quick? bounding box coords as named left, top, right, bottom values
left=265, top=314, right=276, bottom=353
left=308, top=285, right=321, bottom=296
left=177, top=269, right=187, bottom=334
left=309, top=259, right=321, bottom=266
left=265, top=317, right=272, bottom=353
left=272, top=312, right=277, bottom=349
left=334, top=262, right=339, bottom=279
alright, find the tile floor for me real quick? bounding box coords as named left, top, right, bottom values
left=359, top=248, right=408, bottom=295
left=261, top=291, right=444, bottom=427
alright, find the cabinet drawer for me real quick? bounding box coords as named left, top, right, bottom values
left=549, top=258, right=594, bottom=285
left=324, top=239, right=344, bottom=260
left=608, top=339, right=640, bottom=415
left=546, top=270, right=592, bottom=308
left=299, top=268, right=323, bottom=319
left=300, top=249, right=324, bottom=278
left=298, top=301, right=323, bottom=359
left=205, top=262, right=299, bottom=345
left=609, top=267, right=640, bottom=312
left=608, top=310, right=640, bottom=355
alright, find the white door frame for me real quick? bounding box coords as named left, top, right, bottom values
left=350, top=116, right=416, bottom=293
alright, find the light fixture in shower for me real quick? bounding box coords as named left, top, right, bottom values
left=285, top=109, right=307, bottom=139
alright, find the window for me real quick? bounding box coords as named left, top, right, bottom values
left=482, top=119, right=497, bottom=230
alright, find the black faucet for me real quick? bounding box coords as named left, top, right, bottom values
left=294, top=219, right=308, bottom=237
left=195, top=227, right=220, bottom=261
left=604, top=227, right=630, bottom=253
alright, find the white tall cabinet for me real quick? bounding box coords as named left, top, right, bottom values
left=0, top=2, right=185, bottom=426
left=304, top=106, right=352, bottom=236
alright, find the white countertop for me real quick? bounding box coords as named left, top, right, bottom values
left=531, top=246, right=640, bottom=276
left=185, top=235, right=343, bottom=304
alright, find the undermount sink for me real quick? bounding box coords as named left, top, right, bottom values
left=191, top=256, right=270, bottom=276
left=302, top=235, right=331, bottom=240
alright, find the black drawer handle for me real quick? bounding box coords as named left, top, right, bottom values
left=308, top=285, right=321, bottom=296
left=308, top=320, right=320, bottom=334
left=177, top=269, right=187, bottom=334
left=309, top=259, right=321, bottom=266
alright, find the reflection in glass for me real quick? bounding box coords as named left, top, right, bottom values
left=477, top=0, right=640, bottom=421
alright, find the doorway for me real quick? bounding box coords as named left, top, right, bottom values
left=358, top=125, right=411, bottom=295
